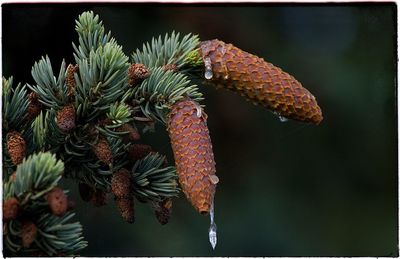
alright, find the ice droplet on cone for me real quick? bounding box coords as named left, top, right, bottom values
left=279, top=115, right=288, bottom=122
left=209, top=200, right=217, bottom=250
left=204, top=57, right=213, bottom=80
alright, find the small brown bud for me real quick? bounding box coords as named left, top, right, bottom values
left=7, top=131, right=26, bottom=166
left=66, top=64, right=79, bottom=97
left=154, top=198, right=173, bottom=225
left=162, top=63, right=178, bottom=72
left=127, top=144, right=152, bottom=161
left=21, top=221, right=37, bottom=248
left=116, top=124, right=141, bottom=143
left=56, top=104, right=76, bottom=132
left=47, top=187, right=68, bottom=216
left=26, top=92, right=42, bottom=122
left=111, top=168, right=131, bottom=198
left=115, top=197, right=134, bottom=223
left=92, top=136, right=113, bottom=165
left=3, top=197, right=19, bottom=221
left=128, top=63, right=150, bottom=86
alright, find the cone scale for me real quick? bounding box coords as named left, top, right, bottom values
left=199, top=39, right=323, bottom=124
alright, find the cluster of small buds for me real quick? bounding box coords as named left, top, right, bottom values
left=56, top=104, right=76, bottom=132
left=3, top=197, right=19, bottom=221
left=21, top=221, right=37, bottom=248
left=7, top=131, right=26, bottom=166
left=66, top=64, right=79, bottom=97
left=111, top=168, right=134, bottom=223
left=46, top=187, right=68, bottom=216
left=128, top=63, right=150, bottom=86
left=26, top=92, right=42, bottom=122
left=92, top=136, right=113, bottom=165
left=162, top=63, right=178, bottom=72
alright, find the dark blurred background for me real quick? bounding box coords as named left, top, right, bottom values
left=2, top=3, right=397, bottom=257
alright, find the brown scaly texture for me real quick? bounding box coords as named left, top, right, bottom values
left=7, top=131, right=26, bottom=166
left=167, top=98, right=217, bottom=215
left=26, top=92, right=42, bottom=122
left=199, top=39, right=323, bottom=124
left=66, top=64, right=79, bottom=97
left=162, top=63, right=178, bottom=72
left=46, top=187, right=68, bottom=216
left=3, top=197, right=19, bottom=221
left=128, top=63, right=150, bottom=86
left=21, top=221, right=37, bottom=248
left=154, top=198, right=173, bottom=225
left=127, top=144, right=153, bottom=161
left=92, top=136, right=113, bottom=165
left=112, top=168, right=135, bottom=223
left=116, top=124, right=141, bottom=143
left=56, top=104, right=76, bottom=132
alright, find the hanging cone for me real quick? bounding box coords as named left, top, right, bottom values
left=66, top=64, right=79, bottom=97
left=56, top=104, right=76, bottom=132
left=21, top=221, right=37, bottom=248
left=92, top=136, right=113, bottom=165
left=154, top=198, right=173, bottom=225
left=127, top=144, right=153, bottom=161
left=26, top=92, right=42, bottom=122
left=46, top=187, right=68, bottom=216
left=116, top=124, right=141, bottom=143
left=167, top=98, right=217, bottom=215
left=115, top=197, right=134, bottom=223
left=128, top=63, right=150, bottom=86
left=112, top=168, right=134, bottom=223
left=199, top=39, right=323, bottom=124
left=7, top=131, right=26, bottom=166
left=3, top=197, right=19, bottom=221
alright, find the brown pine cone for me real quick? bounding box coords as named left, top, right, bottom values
left=167, top=98, right=217, bottom=215
left=26, top=92, right=42, bottom=122
left=91, top=189, right=107, bottom=207
left=46, top=187, right=68, bottom=216
left=92, top=136, right=113, bottom=165
left=116, top=124, right=141, bottom=143
left=199, top=39, right=323, bottom=124
left=3, top=197, right=19, bottom=221
left=128, top=63, right=150, bottom=86
left=56, top=104, right=76, bottom=132
left=7, top=131, right=26, bottom=166
left=127, top=144, right=153, bottom=161
left=111, top=168, right=131, bottom=198
left=66, top=64, right=79, bottom=97
left=162, top=63, right=178, bottom=72
left=21, top=221, right=37, bottom=248
left=115, top=197, right=134, bottom=223
left=154, top=198, right=173, bottom=225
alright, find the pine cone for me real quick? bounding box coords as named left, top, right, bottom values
left=56, top=104, right=76, bottom=132
left=199, top=39, right=323, bottom=124
left=167, top=98, right=217, bottom=214
left=7, top=131, right=26, bottom=166
left=3, top=197, right=19, bottom=221
left=162, top=63, right=178, bottom=72
left=127, top=144, right=153, bottom=161
left=111, top=168, right=131, bottom=198
left=46, top=187, right=68, bottom=216
left=116, top=124, right=141, bottom=143
left=66, top=64, right=79, bottom=97
left=26, top=92, right=42, bottom=122
left=78, top=182, right=93, bottom=202
left=115, top=197, right=134, bottom=223
left=21, top=221, right=37, bottom=248
left=92, top=136, right=113, bottom=165
left=91, top=189, right=107, bottom=207
left=128, top=63, right=150, bottom=86
left=154, top=198, right=173, bottom=225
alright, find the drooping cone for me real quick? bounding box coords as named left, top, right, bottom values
left=21, top=221, right=37, bottom=248
left=167, top=98, right=217, bottom=215
left=7, top=131, right=26, bottom=166
left=3, top=197, right=19, bottom=221
left=56, top=104, right=76, bottom=132
left=66, top=64, right=79, bottom=97
left=153, top=198, right=173, bottom=225
left=199, top=39, right=323, bottom=124
left=111, top=168, right=134, bottom=223
left=46, top=187, right=68, bottom=216
left=26, top=92, right=42, bottom=122
left=92, top=136, right=113, bottom=165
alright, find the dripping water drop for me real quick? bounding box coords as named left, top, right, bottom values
left=204, top=57, right=213, bottom=80
left=279, top=115, right=288, bottom=122
left=209, top=201, right=217, bottom=250
left=205, top=70, right=213, bottom=80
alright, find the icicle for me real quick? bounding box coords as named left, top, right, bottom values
left=204, top=57, right=213, bottom=80
left=209, top=200, right=217, bottom=250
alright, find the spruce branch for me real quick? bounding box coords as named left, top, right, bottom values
left=2, top=77, right=29, bottom=131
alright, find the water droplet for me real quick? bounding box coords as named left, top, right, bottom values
left=209, top=201, right=217, bottom=250
left=279, top=115, right=288, bottom=122
left=209, top=175, right=219, bottom=185
left=204, top=57, right=213, bottom=80
left=195, top=105, right=202, bottom=118
left=205, top=70, right=213, bottom=80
